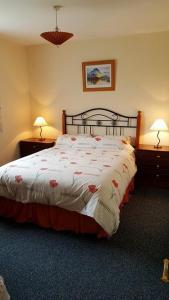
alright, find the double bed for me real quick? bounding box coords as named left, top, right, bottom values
left=0, top=108, right=141, bottom=237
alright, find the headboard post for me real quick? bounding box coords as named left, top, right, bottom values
left=135, top=111, right=142, bottom=148
left=62, top=110, right=66, bottom=134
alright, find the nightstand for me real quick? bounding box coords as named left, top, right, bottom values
left=19, top=138, right=56, bottom=157
left=136, top=144, right=169, bottom=188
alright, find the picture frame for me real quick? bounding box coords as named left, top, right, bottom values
left=82, top=60, right=115, bottom=92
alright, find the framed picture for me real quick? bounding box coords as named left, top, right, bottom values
left=82, top=60, right=115, bottom=92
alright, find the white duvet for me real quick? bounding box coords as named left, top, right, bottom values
left=0, top=144, right=136, bottom=235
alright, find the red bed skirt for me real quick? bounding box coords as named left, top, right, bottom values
left=0, top=179, right=134, bottom=237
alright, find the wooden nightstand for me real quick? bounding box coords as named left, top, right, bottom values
left=136, top=144, right=169, bottom=188
left=19, top=138, right=56, bottom=157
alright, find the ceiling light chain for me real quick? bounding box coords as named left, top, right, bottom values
left=54, top=5, right=61, bottom=32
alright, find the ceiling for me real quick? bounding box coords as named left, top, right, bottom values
left=0, top=0, right=169, bottom=46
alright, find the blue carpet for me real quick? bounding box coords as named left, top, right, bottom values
left=0, top=188, right=169, bottom=300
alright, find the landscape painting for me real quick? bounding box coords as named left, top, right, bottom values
left=82, top=60, right=115, bottom=92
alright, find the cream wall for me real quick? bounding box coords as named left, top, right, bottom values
left=0, top=39, right=32, bottom=165
left=27, top=31, right=169, bottom=145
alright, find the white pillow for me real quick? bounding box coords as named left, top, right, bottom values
left=56, top=134, right=134, bottom=151
left=71, top=136, right=96, bottom=148
left=93, top=135, right=131, bottom=143
left=56, top=134, right=92, bottom=146
left=92, top=136, right=133, bottom=150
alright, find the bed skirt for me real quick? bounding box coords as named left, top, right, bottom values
left=0, top=179, right=134, bottom=238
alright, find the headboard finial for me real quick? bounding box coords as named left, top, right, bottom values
left=135, top=111, right=142, bottom=148
left=62, top=110, right=66, bottom=134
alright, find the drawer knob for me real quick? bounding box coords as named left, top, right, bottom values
left=156, top=155, right=160, bottom=158
left=156, top=174, right=160, bottom=177
left=156, top=165, right=159, bottom=168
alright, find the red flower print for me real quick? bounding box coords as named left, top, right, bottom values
left=41, top=159, right=47, bottom=162
left=15, top=175, right=23, bottom=183
left=95, top=137, right=102, bottom=142
left=74, top=171, right=82, bottom=175
left=71, top=137, right=77, bottom=141
left=123, top=164, right=128, bottom=170
left=70, top=162, right=77, bottom=164
left=88, top=185, right=98, bottom=193
left=103, top=165, right=111, bottom=167
left=86, top=153, right=91, bottom=155
left=91, top=159, right=97, bottom=161
left=122, top=140, right=127, bottom=144
left=40, top=168, right=48, bottom=171
left=112, top=179, right=118, bottom=188
left=122, top=163, right=128, bottom=173
left=49, top=180, right=58, bottom=188
left=60, top=152, right=65, bottom=154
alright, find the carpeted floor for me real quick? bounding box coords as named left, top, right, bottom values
left=0, top=187, right=169, bottom=300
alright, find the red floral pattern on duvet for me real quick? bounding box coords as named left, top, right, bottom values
left=123, top=164, right=128, bottom=173
left=15, top=175, right=23, bottom=183
left=71, top=137, right=77, bottom=141
left=122, top=140, right=128, bottom=144
left=88, top=185, right=98, bottom=193
left=49, top=180, right=58, bottom=188
left=74, top=171, right=82, bottom=175
left=112, top=179, right=118, bottom=188
left=95, top=137, right=102, bottom=141
left=103, top=165, right=112, bottom=167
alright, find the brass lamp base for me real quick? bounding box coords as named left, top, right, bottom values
left=154, top=145, right=162, bottom=149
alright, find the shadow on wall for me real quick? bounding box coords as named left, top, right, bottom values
left=0, top=131, right=32, bottom=166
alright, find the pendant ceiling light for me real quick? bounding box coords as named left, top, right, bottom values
left=40, top=5, right=73, bottom=46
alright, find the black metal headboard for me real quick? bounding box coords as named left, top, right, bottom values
left=62, top=108, right=141, bottom=147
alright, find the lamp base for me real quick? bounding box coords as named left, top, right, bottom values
left=39, top=138, right=46, bottom=141
left=154, top=145, right=162, bottom=149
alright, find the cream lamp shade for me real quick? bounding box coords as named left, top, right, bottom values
left=150, top=118, right=168, bottom=148
left=33, top=116, right=48, bottom=140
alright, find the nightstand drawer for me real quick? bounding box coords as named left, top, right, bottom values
left=19, top=138, right=55, bottom=157
left=136, top=150, right=169, bottom=162
left=137, top=163, right=169, bottom=173
left=137, top=173, right=169, bottom=188
left=136, top=145, right=169, bottom=189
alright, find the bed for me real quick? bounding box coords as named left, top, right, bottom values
left=0, top=108, right=141, bottom=237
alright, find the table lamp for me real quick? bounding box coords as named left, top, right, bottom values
left=33, top=116, right=48, bottom=141
left=150, top=118, right=168, bottom=148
